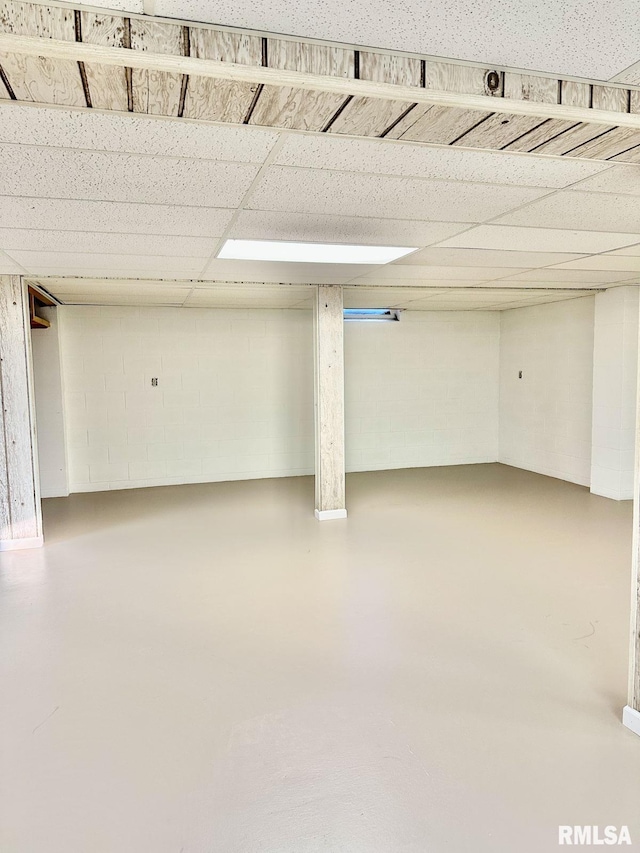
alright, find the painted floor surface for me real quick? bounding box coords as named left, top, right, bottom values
left=1, top=463, right=639, bottom=852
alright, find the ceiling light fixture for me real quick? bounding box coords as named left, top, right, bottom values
left=217, top=239, right=418, bottom=264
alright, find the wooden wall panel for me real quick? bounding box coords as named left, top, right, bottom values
left=250, top=40, right=353, bottom=130
left=183, top=27, right=262, bottom=123
left=0, top=0, right=75, bottom=39
left=359, top=51, right=422, bottom=86
left=80, top=12, right=128, bottom=111
left=387, top=103, right=492, bottom=143
left=425, top=60, right=501, bottom=96
left=0, top=275, right=42, bottom=547
left=530, top=122, right=615, bottom=154
left=504, top=73, right=559, bottom=103
left=453, top=112, right=546, bottom=148
left=592, top=84, right=629, bottom=112
left=129, top=19, right=185, bottom=116
left=561, top=80, right=591, bottom=107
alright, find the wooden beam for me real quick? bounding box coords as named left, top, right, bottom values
left=0, top=275, right=43, bottom=550
left=4, top=33, right=640, bottom=130
left=314, top=285, right=346, bottom=521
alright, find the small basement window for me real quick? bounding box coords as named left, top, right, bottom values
left=343, top=308, right=400, bottom=322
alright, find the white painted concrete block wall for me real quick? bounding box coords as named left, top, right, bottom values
left=499, top=297, right=595, bottom=487
left=591, top=286, right=639, bottom=501
left=58, top=306, right=315, bottom=492
left=345, top=311, right=500, bottom=471
left=31, top=307, right=68, bottom=498
left=56, top=306, right=500, bottom=493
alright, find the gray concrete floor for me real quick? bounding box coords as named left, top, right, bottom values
left=1, top=463, right=639, bottom=852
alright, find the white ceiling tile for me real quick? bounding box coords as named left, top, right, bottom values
left=7, top=252, right=209, bottom=276
left=395, top=247, right=587, bottom=267
left=185, top=284, right=313, bottom=308
left=0, top=250, right=25, bottom=273
left=344, top=287, right=448, bottom=308
left=344, top=277, right=489, bottom=287
left=246, top=167, right=550, bottom=222
left=495, top=191, right=640, bottom=233
left=0, top=197, right=234, bottom=237
left=605, top=244, right=640, bottom=257
left=350, top=264, right=527, bottom=281
left=549, top=255, right=640, bottom=272
left=44, top=282, right=191, bottom=305
left=569, top=164, right=640, bottom=196
left=0, top=105, right=278, bottom=162
left=436, top=225, right=640, bottom=254
left=200, top=258, right=376, bottom=283
left=0, top=145, right=260, bottom=207
left=155, top=0, right=640, bottom=80
left=501, top=268, right=638, bottom=284
left=274, top=135, right=610, bottom=187
left=229, top=210, right=469, bottom=247
left=487, top=279, right=602, bottom=289
left=74, top=0, right=142, bottom=9
left=0, top=229, right=218, bottom=257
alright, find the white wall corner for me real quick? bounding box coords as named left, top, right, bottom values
left=622, top=705, right=640, bottom=738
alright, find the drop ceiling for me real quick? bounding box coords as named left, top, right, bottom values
left=41, top=0, right=640, bottom=82
left=3, top=102, right=640, bottom=311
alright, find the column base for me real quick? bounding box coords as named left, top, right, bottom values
left=0, top=535, right=44, bottom=551
left=623, top=705, right=640, bottom=737
left=315, top=508, right=347, bottom=521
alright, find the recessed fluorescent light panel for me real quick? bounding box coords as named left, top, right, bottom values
left=217, top=239, right=417, bottom=264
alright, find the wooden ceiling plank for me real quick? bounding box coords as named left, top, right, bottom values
left=530, top=121, right=615, bottom=154
left=129, top=18, right=184, bottom=116
left=80, top=12, right=128, bottom=111
left=0, top=1, right=84, bottom=105
left=388, top=103, right=493, bottom=143
left=250, top=40, right=353, bottom=130
left=183, top=27, right=262, bottom=122
left=250, top=84, right=347, bottom=130
left=0, top=52, right=85, bottom=104
left=452, top=112, right=546, bottom=148
left=502, top=118, right=578, bottom=151
left=327, top=96, right=416, bottom=136
left=565, top=126, right=640, bottom=158
left=326, top=49, right=420, bottom=137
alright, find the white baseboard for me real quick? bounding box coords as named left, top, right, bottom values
left=623, top=705, right=640, bottom=737
left=0, top=535, right=44, bottom=552
left=315, top=508, right=347, bottom=521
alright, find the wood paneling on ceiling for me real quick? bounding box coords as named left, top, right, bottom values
left=2, top=0, right=640, bottom=163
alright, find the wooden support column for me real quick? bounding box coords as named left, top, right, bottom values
left=0, top=276, right=43, bottom=551
left=624, top=301, right=640, bottom=737
left=314, top=285, right=347, bottom=521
